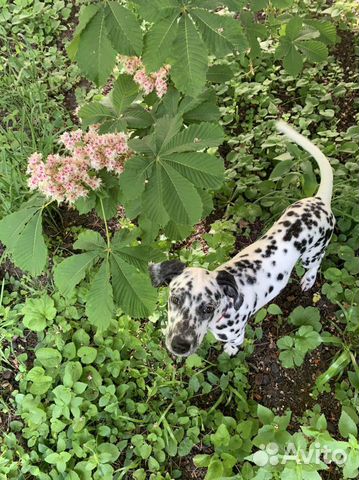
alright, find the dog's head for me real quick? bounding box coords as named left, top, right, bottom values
left=149, top=260, right=243, bottom=356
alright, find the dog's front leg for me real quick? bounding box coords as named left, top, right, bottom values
left=223, top=331, right=245, bottom=356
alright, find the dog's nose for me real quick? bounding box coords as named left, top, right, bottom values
left=171, top=335, right=191, bottom=355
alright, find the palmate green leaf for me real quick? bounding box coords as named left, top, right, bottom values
left=160, top=162, right=203, bottom=225
left=132, top=0, right=179, bottom=23
left=296, top=40, right=328, bottom=62
left=77, top=8, right=117, bottom=86
left=12, top=210, right=47, bottom=276
left=142, top=163, right=169, bottom=225
left=54, top=252, right=99, bottom=297
left=111, top=75, right=139, bottom=115
left=179, top=88, right=220, bottom=122
left=206, top=64, right=234, bottom=83
left=86, top=260, right=114, bottom=331
left=285, top=16, right=303, bottom=41
left=142, top=11, right=179, bottom=72
left=110, top=253, right=157, bottom=318
left=156, top=86, right=220, bottom=123
left=192, top=9, right=248, bottom=57
left=155, top=115, right=183, bottom=152
left=128, top=134, right=157, bottom=155
left=283, top=45, right=303, bottom=76
left=240, top=11, right=267, bottom=57
left=159, top=86, right=181, bottom=116
left=73, top=230, right=106, bottom=252
left=79, top=102, right=115, bottom=129
left=0, top=197, right=48, bottom=276
left=123, top=105, right=153, bottom=129
left=304, top=19, right=336, bottom=45
left=183, top=100, right=220, bottom=123
left=98, top=118, right=127, bottom=134
left=113, top=245, right=165, bottom=272
left=197, top=188, right=214, bottom=217
left=104, top=1, right=143, bottom=55
left=119, top=156, right=153, bottom=200
left=165, top=152, right=224, bottom=189
left=161, top=122, right=224, bottom=155
left=171, top=15, right=208, bottom=97
left=0, top=206, right=39, bottom=250
left=164, top=221, right=193, bottom=241
left=67, top=4, right=100, bottom=60
left=192, top=9, right=233, bottom=57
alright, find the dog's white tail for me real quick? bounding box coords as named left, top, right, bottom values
left=276, top=120, right=333, bottom=205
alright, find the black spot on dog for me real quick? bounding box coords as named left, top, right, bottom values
left=247, top=276, right=256, bottom=285
left=277, top=273, right=284, bottom=281
left=218, top=333, right=227, bottom=340
left=283, top=219, right=303, bottom=241
left=216, top=324, right=227, bottom=330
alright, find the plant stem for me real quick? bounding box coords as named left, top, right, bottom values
left=99, top=197, right=111, bottom=250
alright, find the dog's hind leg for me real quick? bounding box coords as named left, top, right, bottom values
left=300, top=231, right=333, bottom=291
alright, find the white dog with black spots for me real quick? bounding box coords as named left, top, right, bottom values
left=149, top=121, right=335, bottom=357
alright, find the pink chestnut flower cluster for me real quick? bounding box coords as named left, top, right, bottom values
left=27, top=126, right=132, bottom=203
left=119, top=55, right=170, bottom=98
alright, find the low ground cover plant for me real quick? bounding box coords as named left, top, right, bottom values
left=0, top=1, right=358, bottom=479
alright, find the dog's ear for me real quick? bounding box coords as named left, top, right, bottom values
left=149, top=260, right=186, bottom=287
left=216, top=270, right=243, bottom=310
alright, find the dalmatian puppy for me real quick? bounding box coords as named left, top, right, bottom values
left=149, top=121, right=335, bottom=357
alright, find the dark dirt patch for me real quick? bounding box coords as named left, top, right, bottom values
left=44, top=205, right=124, bottom=255
left=332, top=29, right=358, bottom=82
left=321, top=464, right=343, bottom=480
left=248, top=278, right=341, bottom=431
left=218, top=142, right=232, bottom=169
left=332, top=29, right=359, bottom=131
left=0, top=244, right=23, bottom=281
left=63, top=78, right=92, bottom=124
left=0, top=331, right=37, bottom=433
left=56, top=3, right=79, bottom=53
left=170, top=443, right=212, bottom=480
left=234, top=219, right=264, bottom=254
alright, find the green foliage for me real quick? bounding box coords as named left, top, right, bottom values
left=54, top=229, right=163, bottom=320
left=0, top=196, right=48, bottom=276
left=22, top=295, right=57, bottom=332
left=70, top=0, right=335, bottom=93
left=120, top=117, right=224, bottom=232
left=275, top=17, right=334, bottom=76
left=1, top=1, right=359, bottom=479
left=277, top=325, right=322, bottom=368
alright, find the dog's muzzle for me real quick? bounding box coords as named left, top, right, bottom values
left=170, top=335, right=192, bottom=355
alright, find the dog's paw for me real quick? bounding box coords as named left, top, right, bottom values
left=223, top=343, right=239, bottom=356
left=300, top=270, right=317, bottom=291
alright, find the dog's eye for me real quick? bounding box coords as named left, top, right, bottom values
left=202, top=304, right=215, bottom=314
left=171, top=296, right=180, bottom=305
